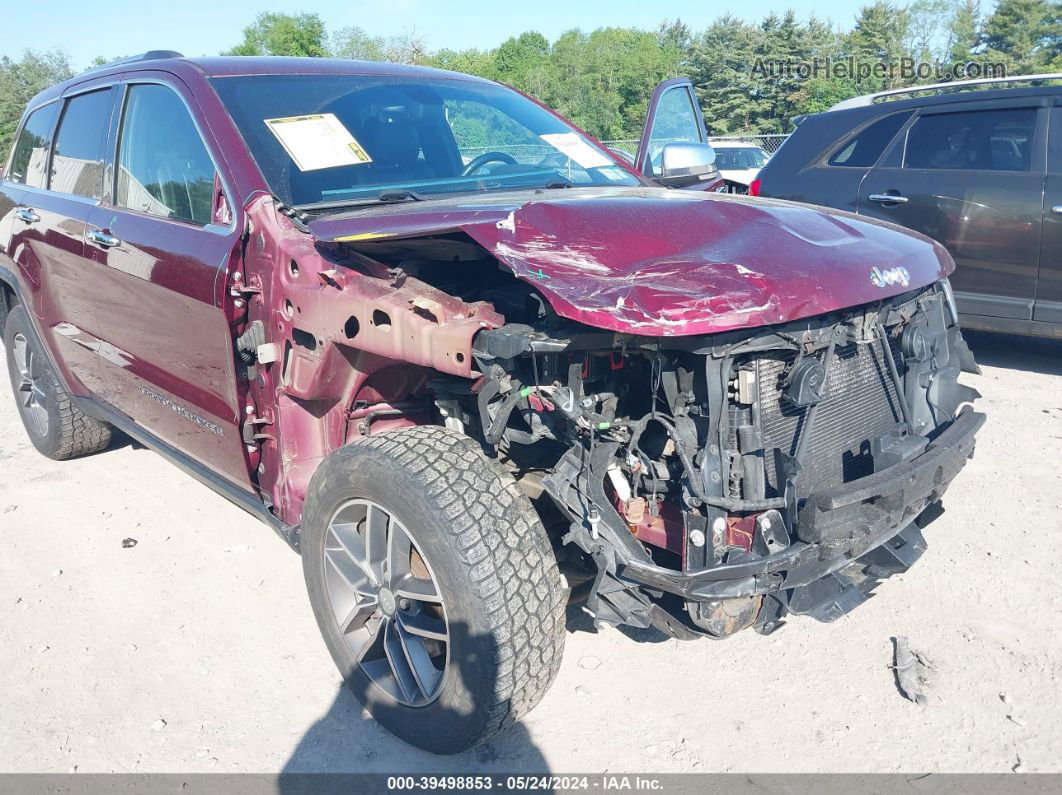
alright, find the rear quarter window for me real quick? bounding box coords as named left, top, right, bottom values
left=827, top=111, right=912, bottom=168
left=7, top=102, right=60, bottom=188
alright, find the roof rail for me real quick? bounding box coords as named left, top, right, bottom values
left=136, top=50, right=184, bottom=61
left=89, top=50, right=185, bottom=72
left=829, top=72, right=1062, bottom=111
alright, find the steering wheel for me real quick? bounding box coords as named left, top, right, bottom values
left=462, top=151, right=519, bottom=176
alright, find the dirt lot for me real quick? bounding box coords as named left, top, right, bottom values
left=1, top=331, right=1060, bottom=774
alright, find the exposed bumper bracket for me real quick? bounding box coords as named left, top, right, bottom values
left=617, top=409, right=983, bottom=603
left=785, top=521, right=927, bottom=623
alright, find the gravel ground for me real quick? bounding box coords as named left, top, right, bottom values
left=0, top=330, right=1060, bottom=774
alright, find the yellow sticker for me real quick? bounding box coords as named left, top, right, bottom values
left=264, top=113, right=372, bottom=171
left=334, top=231, right=395, bottom=242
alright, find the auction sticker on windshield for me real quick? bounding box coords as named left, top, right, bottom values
left=264, top=113, right=372, bottom=171
left=540, top=132, right=612, bottom=170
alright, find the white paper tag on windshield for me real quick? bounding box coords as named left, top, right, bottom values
left=540, top=133, right=612, bottom=170
left=599, top=166, right=629, bottom=182
left=264, top=113, right=372, bottom=171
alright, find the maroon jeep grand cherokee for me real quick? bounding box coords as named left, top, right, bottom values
left=0, top=52, right=983, bottom=753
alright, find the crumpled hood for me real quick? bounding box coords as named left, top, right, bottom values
left=310, top=187, right=953, bottom=336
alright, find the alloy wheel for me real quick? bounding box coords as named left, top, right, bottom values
left=12, top=332, right=49, bottom=438
left=323, top=499, right=449, bottom=707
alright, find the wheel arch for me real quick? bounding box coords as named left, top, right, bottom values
left=0, top=264, right=21, bottom=311
left=0, top=263, right=80, bottom=398
left=0, top=281, right=11, bottom=334
left=0, top=263, right=23, bottom=335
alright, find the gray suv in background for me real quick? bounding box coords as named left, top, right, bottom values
left=756, top=75, right=1062, bottom=339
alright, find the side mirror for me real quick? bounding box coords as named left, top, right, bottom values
left=657, top=142, right=718, bottom=187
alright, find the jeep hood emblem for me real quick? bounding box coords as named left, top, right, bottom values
left=871, top=266, right=911, bottom=288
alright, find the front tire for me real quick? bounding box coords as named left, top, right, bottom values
left=301, top=426, right=566, bottom=754
left=3, top=305, right=111, bottom=460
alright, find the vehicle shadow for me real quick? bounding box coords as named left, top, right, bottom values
left=103, top=428, right=143, bottom=453
left=964, top=330, right=1062, bottom=376
left=280, top=620, right=553, bottom=781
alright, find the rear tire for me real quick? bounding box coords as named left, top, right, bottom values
left=3, top=305, right=111, bottom=460
left=301, top=425, right=566, bottom=754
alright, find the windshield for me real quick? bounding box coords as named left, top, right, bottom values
left=713, top=147, right=769, bottom=170
left=210, top=74, right=640, bottom=208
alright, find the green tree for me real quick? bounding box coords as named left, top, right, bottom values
left=980, top=0, right=1060, bottom=72
left=540, top=27, right=683, bottom=140
left=845, top=2, right=912, bottom=90
left=690, top=15, right=771, bottom=134
left=201, top=6, right=1057, bottom=141
left=657, top=19, right=693, bottom=62
left=328, top=27, right=428, bottom=64
left=428, top=48, right=497, bottom=77
left=379, top=31, right=430, bottom=65
left=329, top=26, right=387, bottom=61
left=0, top=49, right=73, bottom=159
left=493, top=32, right=552, bottom=96
left=1048, top=1, right=1062, bottom=67
left=225, top=12, right=328, bottom=57
left=786, top=17, right=853, bottom=117
left=906, top=0, right=952, bottom=63
left=946, top=0, right=983, bottom=64
left=793, top=75, right=861, bottom=114
left=546, top=29, right=624, bottom=138
left=757, top=11, right=827, bottom=128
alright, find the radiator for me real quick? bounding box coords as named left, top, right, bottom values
left=752, top=336, right=905, bottom=498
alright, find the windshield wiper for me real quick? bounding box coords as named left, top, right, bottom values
left=543, top=179, right=573, bottom=189
left=294, top=189, right=426, bottom=214
left=378, top=189, right=425, bottom=202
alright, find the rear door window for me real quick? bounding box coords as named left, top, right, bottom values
left=827, top=112, right=912, bottom=167
left=903, top=107, right=1038, bottom=172
left=50, top=88, right=115, bottom=199
left=115, top=83, right=217, bottom=225
left=8, top=102, right=61, bottom=188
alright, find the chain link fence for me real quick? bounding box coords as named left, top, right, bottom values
left=601, top=134, right=790, bottom=157
left=708, top=133, right=790, bottom=154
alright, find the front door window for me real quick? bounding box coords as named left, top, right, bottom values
left=116, top=84, right=216, bottom=225
left=642, top=85, right=704, bottom=176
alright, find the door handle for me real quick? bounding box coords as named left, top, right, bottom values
left=86, top=229, right=121, bottom=248
left=1052, top=205, right=1062, bottom=214
left=15, top=208, right=40, bottom=223
left=868, top=193, right=909, bottom=204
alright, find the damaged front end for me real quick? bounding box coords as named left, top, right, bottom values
left=459, top=282, right=983, bottom=638
left=244, top=190, right=983, bottom=638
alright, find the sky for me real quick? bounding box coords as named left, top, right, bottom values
left=4, top=0, right=897, bottom=69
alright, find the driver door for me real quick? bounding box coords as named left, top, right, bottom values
left=633, top=77, right=720, bottom=190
